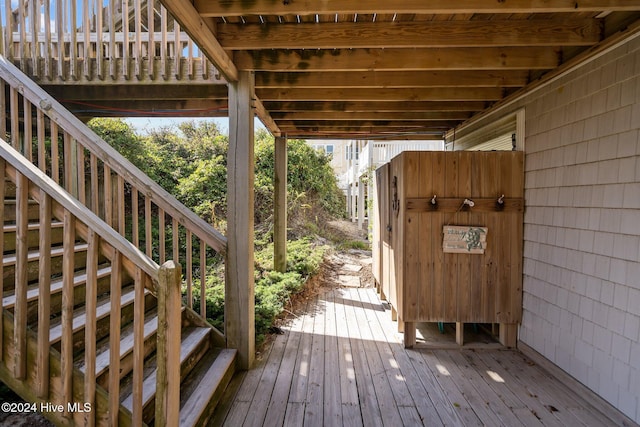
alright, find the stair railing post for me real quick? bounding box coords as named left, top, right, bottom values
left=156, top=260, right=182, bottom=427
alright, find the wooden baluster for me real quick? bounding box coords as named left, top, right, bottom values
left=134, top=0, right=142, bottom=79
left=132, top=267, right=145, bottom=426
left=77, top=143, right=86, bottom=205
left=84, top=229, right=98, bottom=427
left=145, top=196, right=152, bottom=258
left=159, top=208, right=165, bottom=263
left=3, top=0, right=12, bottom=58
left=22, top=98, right=32, bottom=160
left=109, top=0, right=116, bottom=78
left=155, top=261, right=181, bottom=426
left=117, top=175, right=125, bottom=236
left=200, top=239, right=206, bottom=318
left=44, top=0, right=52, bottom=79
left=83, top=0, right=91, bottom=78
left=199, top=48, right=209, bottom=80
left=69, top=0, right=78, bottom=79
left=172, top=217, right=178, bottom=263
left=0, top=160, right=4, bottom=360
left=0, top=81, right=6, bottom=137
left=132, top=187, right=139, bottom=247
left=37, top=190, right=52, bottom=398
left=95, top=0, right=104, bottom=79
left=147, top=0, right=155, bottom=80
left=174, top=18, right=180, bottom=79
left=108, top=250, right=122, bottom=426
left=13, top=171, right=28, bottom=379
left=160, top=5, right=167, bottom=79
left=186, top=230, right=193, bottom=308
left=63, top=132, right=72, bottom=193
left=10, top=87, right=19, bottom=149
left=51, top=122, right=60, bottom=184
left=55, top=0, right=64, bottom=79
left=90, top=153, right=99, bottom=214
left=122, top=0, right=130, bottom=79
left=29, top=0, right=39, bottom=77
left=187, top=38, right=193, bottom=79
left=18, top=0, right=26, bottom=70
left=104, top=164, right=112, bottom=226
left=37, top=109, right=46, bottom=171
left=61, top=209, right=75, bottom=418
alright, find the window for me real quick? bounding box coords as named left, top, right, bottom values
left=346, top=145, right=359, bottom=160
left=325, top=145, right=334, bottom=155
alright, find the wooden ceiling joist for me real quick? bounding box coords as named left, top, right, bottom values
left=257, top=87, right=504, bottom=102
left=234, top=47, right=561, bottom=71
left=44, top=84, right=228, bottom=100
left=193, top=0, right=640, bottom=17
left=269, top=111, right=473, bottom=121
left=262, top=101, right=489, bottom=112
left=217, top=20, right=601, bottom=50
left=255, top=70, right=530, bottom=88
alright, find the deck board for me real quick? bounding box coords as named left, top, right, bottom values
left=213, top=287, right=634, bottom=427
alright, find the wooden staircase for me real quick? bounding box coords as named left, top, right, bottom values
left=0, top=55, right=240, bottom=426
left=1, top=156, right=235, bottom=426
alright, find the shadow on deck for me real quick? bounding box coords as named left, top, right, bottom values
left=210, top=287, right=635, bottom=427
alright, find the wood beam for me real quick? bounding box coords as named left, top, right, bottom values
left=256, top=70, right=530, bottom=88
left=280, top=130, right=446, bottom=140
left=158, top=0, right=238, bottom=81
left=62, top=99, right=229, bottom=118
left=226, top=70, right=255, bottom=370
left=44, top=84, right=228, bottom=100
left=234, top=47, right=560, bottom=71
left=194, top=0, right=640, bottom=16
left=276, top=120, right=457, bottom=129
left=263, top=100, right=488, bottom=112
left=217, top=20, right=600, bottom=50
left=270, top=111, right=473, bottom=121
left=253, top=97, right=281, bottom=137
left=273, top=136, right=287, bottom=274
left=257, top=87, right=504, bottom=102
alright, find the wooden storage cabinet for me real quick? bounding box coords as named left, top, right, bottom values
left=373, top=151, right=524, bottom=347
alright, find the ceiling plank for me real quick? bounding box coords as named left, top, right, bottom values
left=234, top=47, right=560, bottom=71
left=270, top=111, right=473, bottom=120
left=263, top=101, right=488, bottom=112
left=257, top=87, right=504, bottom=101
left=217, top=20, right=601, bottom=49
left=158, top=0, right=238, bottom=82
left=194, top=0, right=640, bottom=16
left=286, top=132, right=445, bottom=141
left=255, top=70, right=529, bottom=88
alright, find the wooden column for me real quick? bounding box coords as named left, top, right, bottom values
left=357, top=176, right=365, bottom=229
left=274, top=135, right=287, bottom=273
left=227, top=70, right=256, bottom=370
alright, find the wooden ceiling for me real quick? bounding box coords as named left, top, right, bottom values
left=161, top=0, right=640, bottom=140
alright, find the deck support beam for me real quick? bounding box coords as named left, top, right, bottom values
left=274, top=136, right=287, bottom=273
left=226, top=71, right=256, bottom=370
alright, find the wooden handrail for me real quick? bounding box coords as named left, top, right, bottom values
left=0, top=139, right=160, bottom=283
left=0, top=55, right=227, bottom=254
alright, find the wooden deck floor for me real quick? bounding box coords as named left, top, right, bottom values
left=211, top=286, right=632, bottom=427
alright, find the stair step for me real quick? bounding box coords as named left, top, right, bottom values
left=2, top=243, right=90, bottom=289
left=121, top=327, right=211, bottom=416
left=3, top=264, right=112, bottom=309
left=3, top=199, right=41, bottom=222
left=49, top=284, right=147, bottom=345
left=78, top=310, right=159, bottom=379
left=2, top=242, right=88, bottom=267
left=179, top=349, right=237, bottom=427
left=3, top=221, right=65, bottom=252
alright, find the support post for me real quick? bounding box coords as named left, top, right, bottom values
left=156, top=261, right=182, bottom=427
left=274, top=135, right=287, bottom=273
left=456, top=322, right=464, bottom=346
left=227, top=70, right=256, bottom=370
left=404, top=322, right=416, bottom=348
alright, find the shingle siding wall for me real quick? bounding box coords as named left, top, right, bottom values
left=519, top=36, right=640, bottom=422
